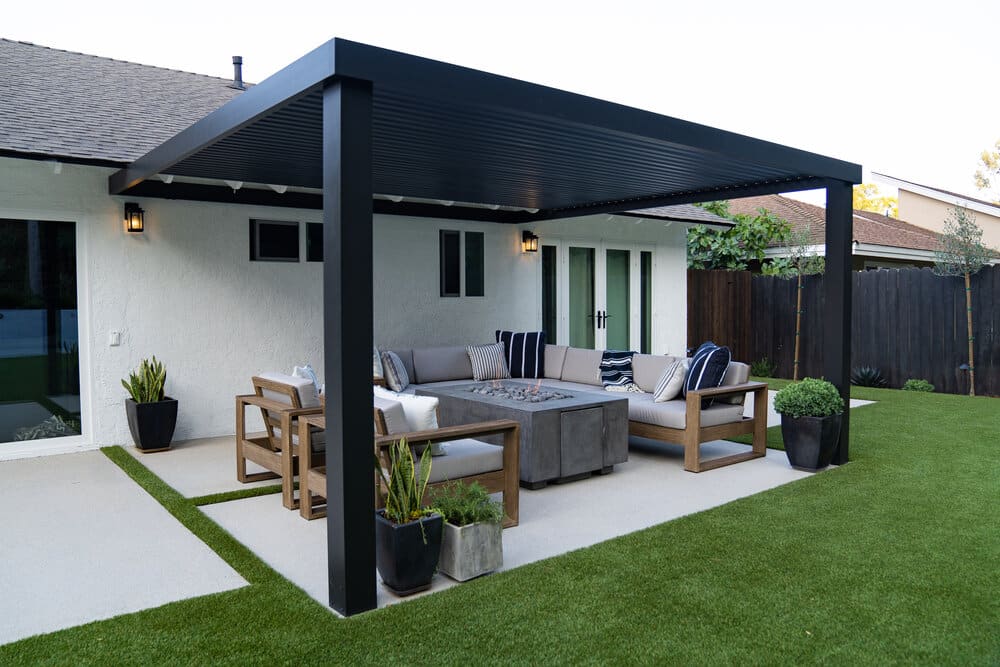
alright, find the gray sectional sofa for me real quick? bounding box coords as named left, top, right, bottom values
left=383, top=344, right=768, bottom=474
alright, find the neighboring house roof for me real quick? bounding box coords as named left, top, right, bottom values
left=873, top=172, right=1000, bottom=217
left=0, top=39, right=245, bottom=165
left=727, top=194, right=942, bottom=253
left=625, top=203, right=733, bottom=227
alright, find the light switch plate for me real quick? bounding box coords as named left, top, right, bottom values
left=109, top=330, right=121, bottom=347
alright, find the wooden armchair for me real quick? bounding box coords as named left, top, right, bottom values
left=235, top=374, right=323, bottom=509
left=298, top=407, right=520, bottom=528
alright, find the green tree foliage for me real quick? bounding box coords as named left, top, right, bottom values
left=934, top=206, right=991, bottom=396
left=687, top=203, right=791, bottom=270
left=853, top=183, right=898, bottom=218
left=973, top=139, right=1000, bottom=203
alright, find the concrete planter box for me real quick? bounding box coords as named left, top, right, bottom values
left=439, top=521, right=502, bottom=582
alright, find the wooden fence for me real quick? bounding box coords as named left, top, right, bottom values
left=687, top=265, right=1000, bottom=396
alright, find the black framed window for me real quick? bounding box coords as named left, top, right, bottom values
left=541, top=245, right=557, bottom=341
left=306, top=222, right=323, bottom=262
left=440, top=230, right=461, bottom=297
left=250, top=219, right=299, bottom=262
left=465, top=231, right=484, bottom=297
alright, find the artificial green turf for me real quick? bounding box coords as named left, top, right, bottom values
left=2, top=389, right=998, bottom=665
left=190, top=483, right=284, bottom=506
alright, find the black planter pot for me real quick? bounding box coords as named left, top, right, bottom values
left=375, top=509, right=443, bottom=596
left=780, top=413, right=843, bottom=472
left=125, top=398, right=178, bottom=452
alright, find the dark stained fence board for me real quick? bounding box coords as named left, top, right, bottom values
left=688, top=265, right=1000, bottom=396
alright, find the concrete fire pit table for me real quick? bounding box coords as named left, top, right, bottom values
left=417, top=381, right=628, bottom=489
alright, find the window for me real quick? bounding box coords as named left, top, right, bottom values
left=250, top=219, right=299, bottom=262
left=640, top=251, right=652, bottom=354
left=0, top=219, right=81, bottom=444
left=541, top=245, right=557, bottom=341
left=306, top=222, right=323, bottom=262
left=465, top=231, right=484, bottom=297
left=440, top=230, right=461, bottom=297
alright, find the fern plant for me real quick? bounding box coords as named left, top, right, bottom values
left=750, top=357, right=777, bottom=378
left=375, top=438, right=442, bottom=526
left=430, top=481, right=503, bottom=526
left=850, top=366, right=887, bottom=388
left=121, top=356, right=167, bottom=403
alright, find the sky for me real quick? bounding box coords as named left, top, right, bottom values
left=6, top=0, right=999, bottom=207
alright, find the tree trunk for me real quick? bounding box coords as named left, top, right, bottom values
left=966, top=271, right=976, bottom=397
left=793, top=271, right=803, bottom=381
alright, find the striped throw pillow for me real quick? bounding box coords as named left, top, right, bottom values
left=653, top=359, right=687, bottom=402
left=683, top=342, right=731, bottom=407
left=467, top=343, right=510, bottom=381
left=380, top=351, right=410, bottom=392
left=495, top=330, right=546, bottom=379
left=600, top=350, right=637, bottom=389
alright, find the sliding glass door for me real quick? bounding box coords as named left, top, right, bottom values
left=0, top=219, right=81, bottom=445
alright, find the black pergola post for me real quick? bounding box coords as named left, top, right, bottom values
left=322, top=76, right=376, bottom=616
left=824, top=180, right=853, bottom=465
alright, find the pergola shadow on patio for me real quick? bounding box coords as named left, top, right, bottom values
left=109, top=38, right=860, bottom=615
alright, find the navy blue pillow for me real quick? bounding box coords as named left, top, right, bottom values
left=495, top=330, right=546, bottom=379
left=683, top=342, right=731, bottom=406
left=600, top=350, right=636, bottom=388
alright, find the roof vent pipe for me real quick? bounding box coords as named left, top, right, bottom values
left=229, top=56, right=246, bottom=90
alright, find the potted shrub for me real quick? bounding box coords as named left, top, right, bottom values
left=431, top=481, right=504, bottom=582
left=121, top=356, right=177, bottom=452
left=773, top=377, right=845, bottom=472
left=374, top=438, right=444, bottom=596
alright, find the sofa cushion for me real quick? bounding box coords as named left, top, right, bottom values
left=412, top=346, right=474, bottom=384
left=417, top=438, right=503, bottom=483
left=632, top=354, right=678, bottom=393
left=600, top=350, right=638, bottom=389
left=719, top=362, right=751, bottom=405
left=495, top=330, right=546, bottom=379
left=373, top=395, right=409, bottom=434
left=544, top=345, right=568, bottom=379
left=683, top=343, right=732, bottom=405
left=467, top=343, right=510, bottom=381
left=374, top=386, right=438, bottom=431
left=653, top=359, right=687, bottom=402
left=372, top=346, right=384, bottom=379
left=381, top=351, right=410, bottom=392
left=561, top=347, right=603, bottom=385
left=383, top=349, right=414, bottom=383
left=627, top=392, right=745, bottom=429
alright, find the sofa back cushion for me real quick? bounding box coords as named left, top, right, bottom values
left=560, top=347, right=603, bottom=385
left=718, top=361, right=750, bottom=405
left=411, top=346, right=474, bottom=384
left=544, top=345, right=568, bottom=379
left=632, top=354, right=679, bottom=393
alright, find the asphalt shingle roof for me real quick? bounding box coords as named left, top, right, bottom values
left=0, top=39, right=246, bottom=164
left=626, top=203, right=733, bottom=226
left=727, top=194, right=942, bottom=253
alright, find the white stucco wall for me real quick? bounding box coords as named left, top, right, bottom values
left=0, top=157, right=688, bottom=454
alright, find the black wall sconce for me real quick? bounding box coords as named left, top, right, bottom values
left=522, top=230, right=539, bottom=253
left=124, top=202, right=144, bottom=233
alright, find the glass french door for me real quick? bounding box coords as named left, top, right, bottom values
left=557, top=242, right=651, bottom=352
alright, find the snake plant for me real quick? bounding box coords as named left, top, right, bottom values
left=121, top=356, right=167, bottom=403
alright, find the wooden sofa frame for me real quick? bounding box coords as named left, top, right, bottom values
left=629, top=381, right=768, bottom=473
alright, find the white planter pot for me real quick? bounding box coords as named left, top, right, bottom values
left=438, top=521, right=503, bottom=582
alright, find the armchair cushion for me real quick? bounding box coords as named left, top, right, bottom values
left=418, top=438, right=503, bottom=483
left=373, top=395, right=409, bottom=434
left=256, top=372, right=320, bottom=409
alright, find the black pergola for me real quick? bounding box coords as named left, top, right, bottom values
left=109, top=38, right=860, bottom=616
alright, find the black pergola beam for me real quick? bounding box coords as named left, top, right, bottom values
left=322, top=77, right=377, bottom=616
left=824, top=180, right=853, bottom=465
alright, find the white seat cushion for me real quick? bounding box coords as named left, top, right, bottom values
left=627, top=392, right=745, bottom=429
left=256, top=371, right=320, bottom=408
left=416, top=438, right=503, bottom=483
left=373, top=395, right=409, bottom=434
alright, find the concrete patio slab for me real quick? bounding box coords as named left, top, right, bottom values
left=202, top=439, right=812, bottom=612
left=125, top=434, right=274, bottom=498
left=0, top=450, right=247, bottom=645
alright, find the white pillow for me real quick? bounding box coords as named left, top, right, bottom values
left=381, top=351, right=409, bottom=391
left=372, top=346, right=384, bottom=379
left=373, top=386, right=438, bottom=431
left=292, top=364, right=320, bottom=396
left=257, top=371, right=320, bottom=409
left=373, top=395, right=409, bottom=434
left=653, top=359, right=688, bottom=403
